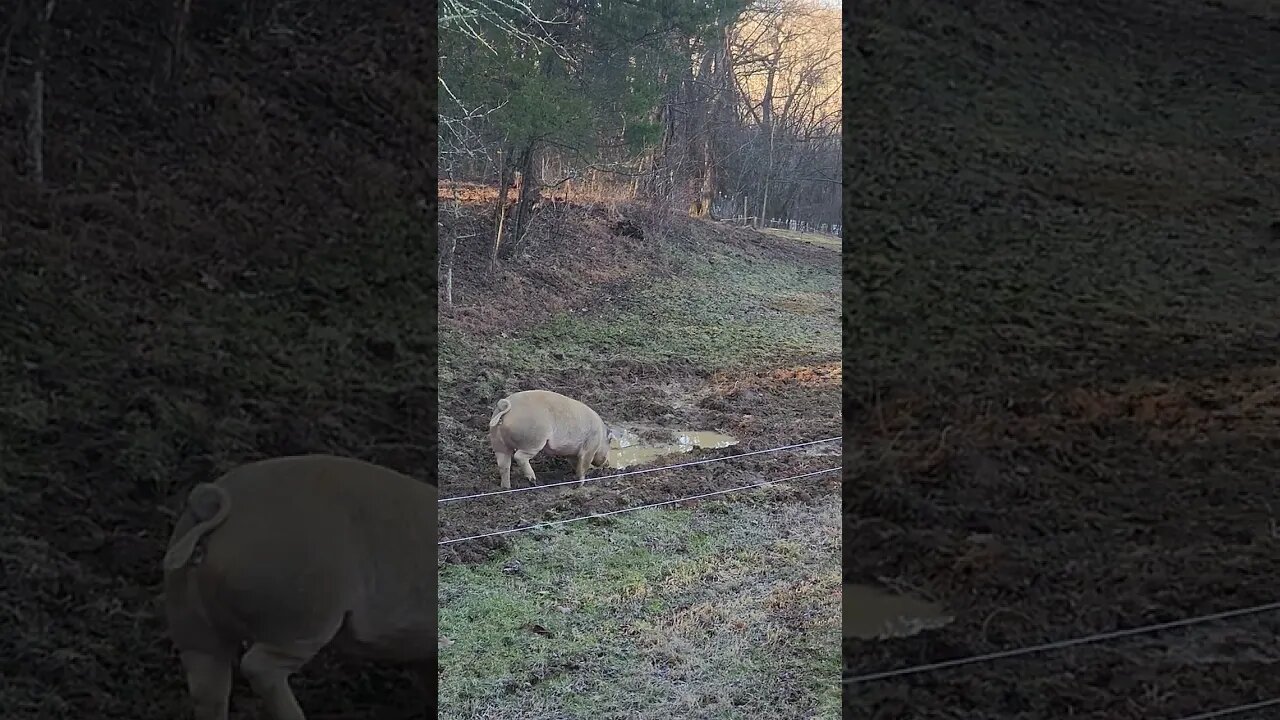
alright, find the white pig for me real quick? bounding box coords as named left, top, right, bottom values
left=161, top=454, right=435, bottom=720
left=488, top=389, right=618, bottom=489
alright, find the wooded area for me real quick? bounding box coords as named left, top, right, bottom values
left=439, top=0, right=841, bottom=264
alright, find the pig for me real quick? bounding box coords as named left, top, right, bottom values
left=161, top=454, right=436, bottom=720
left=488, top=389, right=618, bottom=489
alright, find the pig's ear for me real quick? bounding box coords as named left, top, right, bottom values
left=607, top=425, right=621, bottom=441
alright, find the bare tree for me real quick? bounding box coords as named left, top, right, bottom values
left=643, top=8, right=746, bottom=219
left=638, top=0, right=839, bottom=229
left=716, top=0, right=840, bottom=230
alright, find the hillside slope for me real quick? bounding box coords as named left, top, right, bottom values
left=437, top=201, right=842, bottom=564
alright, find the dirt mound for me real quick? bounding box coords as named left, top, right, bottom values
left=2, top=2, right=434, bottom=717
left=846, top=0, right=1280, bottom=716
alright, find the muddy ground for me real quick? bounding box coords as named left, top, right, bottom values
left=438, top=496, right=843, bottom=719
left=845, top=0, right=1280, bottom=718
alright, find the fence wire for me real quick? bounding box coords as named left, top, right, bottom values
left=438, top=466, right=839, bottom=545
left=439, top=436, right=841, bottom=503
left=1173, top=697, right=1280, bottom=720
left=844, top=600, right=1280, bottom=685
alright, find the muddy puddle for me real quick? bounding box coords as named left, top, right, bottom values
left=843, top=584, right=954, bottom=640
left=606, top=426, right=739, bottom=469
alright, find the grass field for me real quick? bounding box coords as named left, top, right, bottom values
left=439, top=223, right=839, bottom=387
left=760, top=227, right=842, bottom=250
left=439, top=498, right=841, bottom=720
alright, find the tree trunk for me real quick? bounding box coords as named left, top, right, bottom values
left=442, top=232, right=470, bottom=307
left=151, top=0, right=191, bottom=89
left=491, top=147, right=514, bottom=268
left=509, top=142, right=540, bottom=255
left=687, top=45, right=717, bottom=218
left=689, top=134, right=713, bottom=218
left=759, top=121, right=776, bottom=229
left=645, top=96, right=674, bottom=200
left=171, top=0, right=191, bottom=77
left=25, top=0, right=55, bottom=186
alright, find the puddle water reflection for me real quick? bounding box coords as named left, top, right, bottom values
left=843, top=584, right=953, bottom=640
left=605, top=427, right=739, bottom=469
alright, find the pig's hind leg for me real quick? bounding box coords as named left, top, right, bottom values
left=179, top=645, right=237, bottom=720
left=514, top=450, right=539, bottom=485
left=494, top=449, right=514, bottom=489
left=241, top=622, right=340, bottom=720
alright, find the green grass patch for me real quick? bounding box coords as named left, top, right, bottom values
left=438, top=498, right=841, bottom=720
left=449, top=241, right=838, bottom=383
left=438, top=230, right=839, bottom=412
left=760, top=227, right=842, bottom=250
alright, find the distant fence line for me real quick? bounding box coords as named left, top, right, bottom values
left=717, top=215, right=841, bottom=236
left=770, top=217, right=842, bottom=236
left=711, top=193, right=840, bottom=237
